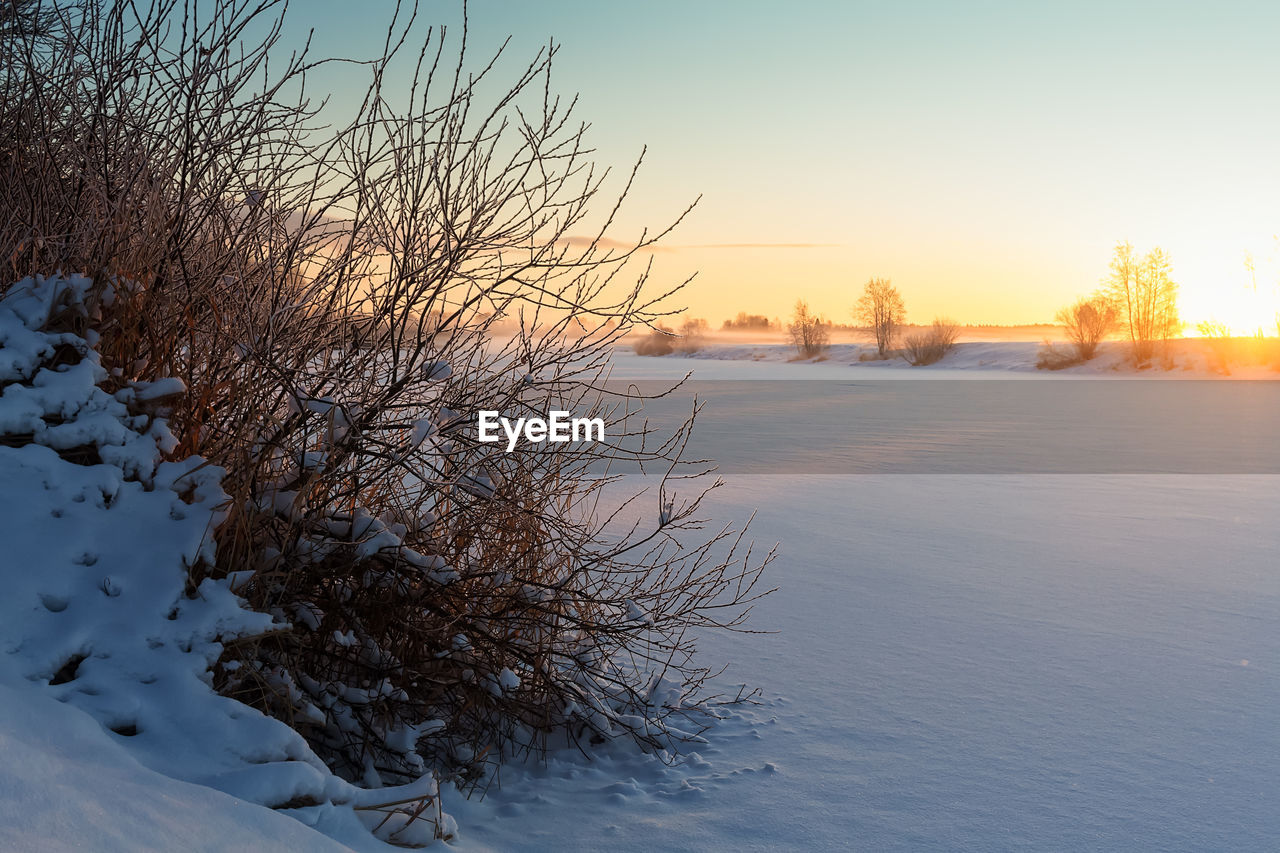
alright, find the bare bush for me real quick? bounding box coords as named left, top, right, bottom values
left=633, top=324, right=676, bottom=356
left=1056, top=295, right=1116, bottom=360
left=902, top=319, right=959, bottom=366
left=2, top=0, right=773, bottom=797
left=787, top=300, right=829, bottom=358
left=853, top=277, right=905, bottom=358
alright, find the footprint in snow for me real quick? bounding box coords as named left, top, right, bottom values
left=39, top=593, right=69, bottom=612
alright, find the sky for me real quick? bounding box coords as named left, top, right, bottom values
left=292, top=1, right=1280, bottom=331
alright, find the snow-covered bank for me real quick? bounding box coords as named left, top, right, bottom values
left=0, top=276, right=446, bottom=851
left=609, top=340, right=1280, bottom=380
left=0, top=685, right=354, bottom=853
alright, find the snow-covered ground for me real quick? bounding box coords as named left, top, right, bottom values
left=0, top=276, right=447, bottom=852
left=5, top=305, right=1279, bottom=851
left=608, top=338, right=1280, bottom=380
left=436, top=352, right=1280, bottom=851
left=445, top=473, right=1280, bottom=852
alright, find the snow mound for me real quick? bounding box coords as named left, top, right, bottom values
left=0, top=274, right=452, bottom=850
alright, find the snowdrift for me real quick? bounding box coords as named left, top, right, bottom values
left=0, top=275, right=451, bottom=851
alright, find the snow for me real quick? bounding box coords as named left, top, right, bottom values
left=5, top=277, right=1278, bottom=851
left=0, top=275, right=448, bottom=851
left=0, top=684, right=353, bottom=853
left=609, top=339, right=1280, bottom=380
left=430, top=354, right=1280, bottom=850
left=439, top=474, right=1280, bottom=852
left=132, top=376, right=187, bottom=401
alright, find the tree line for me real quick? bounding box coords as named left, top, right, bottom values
left=639, top=241, right=1200, bottom=369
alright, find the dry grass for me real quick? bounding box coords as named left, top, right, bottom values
left=1035, top=341, right=1085, bottom=371
left=1194, top=330, right=1280, bottom=375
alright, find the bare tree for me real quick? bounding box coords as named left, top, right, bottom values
left=1103, top=242, right=1180, bottom=365
left=0, top=0, right=63, bottom=39
left=853, top=277, right=905, bottom=358
left=788, top=299, right=829, bottom=358
left=2, top=0, right=774, bottom=813
left=1056, top=295, right=1116, bottom=360
left=675, top=316, right=708, bottom=353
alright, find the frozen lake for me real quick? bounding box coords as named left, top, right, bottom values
left=596, top=379, right=1280, bottom=474
left=446, top=355, right=1280, bottom=852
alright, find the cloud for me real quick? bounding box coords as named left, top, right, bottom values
left=671, top=242, right=841, bottom=250
left=558, top=236, right=840, bottom=253
left=557, top=235, right=670, bottom=252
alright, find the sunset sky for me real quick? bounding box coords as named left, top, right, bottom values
left=300, top=0, right=1280, bottom=331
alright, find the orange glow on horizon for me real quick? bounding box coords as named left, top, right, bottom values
left=644, top=238, right=1280, bottom=337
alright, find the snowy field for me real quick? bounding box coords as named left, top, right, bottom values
left=607, top=338, right=1280, bottom=380
left=446, top=472, right=1280, bottom=852
left=439, top=350, right=1280, bottom=851
left=4, top=329, right=1279, bottom=851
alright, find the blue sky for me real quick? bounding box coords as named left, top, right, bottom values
left=287, top=1, right=1280, bottom=328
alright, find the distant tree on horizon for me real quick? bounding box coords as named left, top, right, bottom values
left=722, top=312, right=772, bottom=331
left=853, top=277, right=906, bottom=358
left=676, top=316, right=709, bottom=353
left=788, top=300, right=830, bottom=358
left=1104, top=242, right=1180, bottom=365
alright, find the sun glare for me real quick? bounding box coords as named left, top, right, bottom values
left=1181, top=282, right=1280, bottom=337
left=1172, top=242, right=1280, bottom=337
